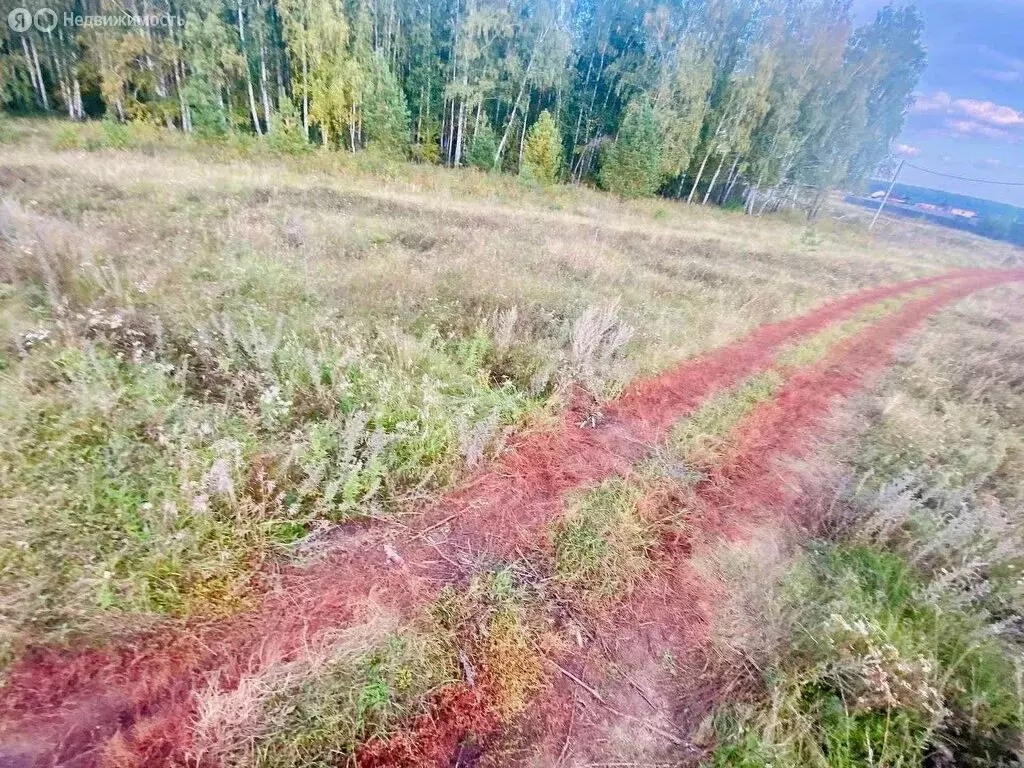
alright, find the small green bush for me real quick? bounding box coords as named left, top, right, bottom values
left=99, top=119, right=131, bottom=149
left=52, top=123, right=83, bottom=150
left=363, top=53, right=410, bottom=159
left=467, top=116, right=498, bottom=171
left=554, top=477, right=651, bottom=599
left=266, top=96, right=310, bottom=155
left=520, top=110, right=562, bottom=185
left=254, top=631, right=456, bottom=766
left=707, top=544, right=1022, bottom=767
left=599, top=96, right=663, bottom=198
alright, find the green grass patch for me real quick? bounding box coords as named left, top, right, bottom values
left=706, top=544, right=1022, bottom=768
left=0, top=348, right=262, bottom=662
left=775, top=297, right=906, bottom=369
left=0, top=304, right=549, bottom=667
left=554, top=477, right=652, bottom=601
left=668, top=371, right=784, bottom=471
left=251, top=629, right=456, bottom=767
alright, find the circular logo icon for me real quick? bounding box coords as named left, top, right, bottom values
left=34, top=7, right=57, bottom=32
left=7, top=7, right=32, bottom=32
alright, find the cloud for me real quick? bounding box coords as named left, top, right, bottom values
left=910, top=91, right=1024, bottom=143
left=975, top=68, right=1021, bottom=83
left=894, top=143, right=921, bottom=157
left=956, top=99, right=1024, bottom=128
left=911, top=91, right=954, bottom=113
left=947, top=120, right=1014, bottom=141
left=976, top=46, right=1024, bottom=84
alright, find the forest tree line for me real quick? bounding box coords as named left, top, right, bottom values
left=0, top=0, right=926, bottom=210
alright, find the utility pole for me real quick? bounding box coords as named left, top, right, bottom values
left=869, top=159, right=905, bottom=231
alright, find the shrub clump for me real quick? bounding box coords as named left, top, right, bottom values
left=520, top=110, right=562, bottom=185
left=708, top=545, right=1022, bottom=768
left=554, top=477, right=651, bottom=601
left=599, top=95, right=662, bottom=198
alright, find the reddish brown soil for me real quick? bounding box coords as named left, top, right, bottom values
left=356, top=685, right=500, bottom=768
left=0, top=269, right=1018, bottom=768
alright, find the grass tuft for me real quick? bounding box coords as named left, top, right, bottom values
left=668, top=371, right=785, bottom=472
left=707, top=544, right=1022, bottom=768
left=554, top=477, right=652, bottom=601
left=193, top=615, right=458, bottom=767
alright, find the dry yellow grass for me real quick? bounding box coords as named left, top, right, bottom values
left=2, top=119, right=1018, bottom=379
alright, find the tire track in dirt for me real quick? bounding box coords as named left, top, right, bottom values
left=517, top=271, right=1024, bottom=768
left=0, top=269, right=1013, bottom=768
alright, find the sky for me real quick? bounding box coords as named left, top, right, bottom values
left=853, top=0, right=1024, bottom=207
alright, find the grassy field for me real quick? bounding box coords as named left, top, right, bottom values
left=702, top=285, right=1024, bottom=768
left=1, top=117, right=1023, bottom=767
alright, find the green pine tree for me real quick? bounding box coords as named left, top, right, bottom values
left=184, top=74, right=228, bottom=140
left=520, top=110, right=562, bottom=184
left=467, top=115, right=497, bottom=171
left=599, top=96, right=663, bottom=198
left=363, top=52, right=410, bottom=158
left=267, top=94, right=310, bottom=154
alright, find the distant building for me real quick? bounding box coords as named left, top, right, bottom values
left=950, top=208, right=978, bottom=219
left=868, top=190, right=909, bottom=204
left=916, top=203, right=941, bottom=212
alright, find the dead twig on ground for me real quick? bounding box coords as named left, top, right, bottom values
left=552, top=662, right=685, bottom=747
left=557, top=691, right=578, bottom=767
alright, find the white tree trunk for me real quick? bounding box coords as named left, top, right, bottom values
left=687, top=148, right=713, bottom=204
left=301, top=41, right=309, bottom=138
left=237, top=0, right=263, bottom=135
left=21, top=36, right=41, bottom=106
left=703, top=155, right=727, bottom=205
left=518, top=90, right=530, bottom=170
left=256, top=0, right=272, bottom=129
left=72, top=75, right=83, bottom=120
left=454, top=100, right=466, bottom=166
left=31, top=38, right=48, bottom=111
left=721, top=154, right=741, bottom=203
left=494, top=22, right=550, bottom=166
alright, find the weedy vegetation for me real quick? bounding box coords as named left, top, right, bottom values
left=0, top=119, right=1021, bottom=765
left=704, top=286, right=1024, bottom=768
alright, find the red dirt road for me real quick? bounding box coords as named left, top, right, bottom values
left=1, top=269, right=1020, bottom=768
left=524, top=272, right=1024, bottom=766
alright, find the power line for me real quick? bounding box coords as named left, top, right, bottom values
left=903, top=163, right=1024, bottom=187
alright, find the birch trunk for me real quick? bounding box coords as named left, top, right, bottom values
left=721, top=154, right=741, bottom=203
left=493, top=22, right=550, bottom=167
left=73, top=76, right=84, bottom=120
left=301, top=40, right=309, bottom=138
left=453, top=99, right=466, bottom=166
left=687, top=148, right=713, bottom=204
left=259, top=51, right=271, bottom=128
left=30, top=37, right=49, bottom=111
left=46, top=34, right=73, bottom=118
left=675, top=174, right=687, bottom=199
left=570, top=50, right=594, bottom=163
left=702, top=154, right=726, bottom=205
left=518, top=90, right=530, bottom=170
left=255, top=0, right=271, bottom=128
left=21, top=37, right=40, bottom=107
left=687, top=105, right=732, bottom=203
left=350, top=103, right=357, bottom=151
left=746, top=170, right=765, bottom=215
left=237, top=0, right=263, bottom=135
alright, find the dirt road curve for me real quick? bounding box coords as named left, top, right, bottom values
left=2, top=268, right=1021, bottom=768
